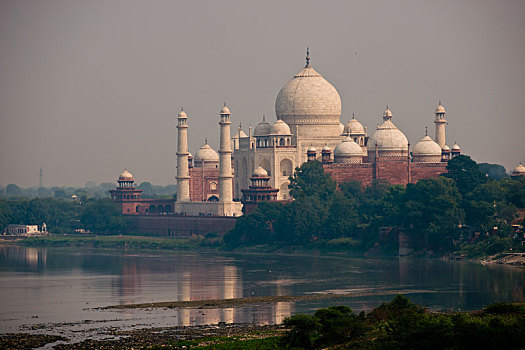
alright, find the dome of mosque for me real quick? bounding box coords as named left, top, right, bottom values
left=435, top=104, right=446, bottom=114
left=413, top=135, right=442, bottom=156
left=270, top=119, right=291, bottom=135
left=451, top=143, right=461, bottom=151
left=275, top=53, right=341, bottom=127
left=119, top=169, right=134, bottom=180
left=194, top=143, right=219, bottom=162
left=178, top=109, right=187, bottom=118
left=442, top=144, right=450, bottom=151
left=367, top=109, right=408, bottom=153
left=345, top=117, right=365, bottom=135
left=252, top=166, right=269, bottom=177
left=334, top=137, right=363, bottom=157
left=512, top=163, right=525, bottom=175
left=220, top=105, right=230, bottom=115
left=322, top=145, right=331, bottom=152
left=254, top=118, right=271, bottom=137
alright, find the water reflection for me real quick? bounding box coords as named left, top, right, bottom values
left=0, top=245, right=524, bottom=333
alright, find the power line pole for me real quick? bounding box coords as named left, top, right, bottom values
left=39, top=167, right=43, bottom=188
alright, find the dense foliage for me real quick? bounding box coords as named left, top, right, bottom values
left=281, top=296, right=525, bottom=349
left=0, top=198, right=130, bottom=234
left=225, top=156, right=525, bottom=256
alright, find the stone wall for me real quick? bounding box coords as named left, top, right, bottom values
left=129, top=215, right=238, bottom=237
left=410, top=162, right=447, bottom=183
left=323, top=163, right=373, bottom=187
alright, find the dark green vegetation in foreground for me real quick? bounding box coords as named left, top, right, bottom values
left=5, top=296, right=521, bottom=350
left=225, top=155, right=525, bottom=257
left=279, top=295, right=525, bottom=350
left=0, top=198, right=130, bottom=234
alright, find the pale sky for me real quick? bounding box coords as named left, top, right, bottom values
left=1, top=0, right=524, bottom=187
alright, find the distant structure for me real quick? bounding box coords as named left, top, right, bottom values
left=113, top=49, right=467, bottom=219
left=512, top=163, right=525, bottom=177
left=4, top=223, right=47, bottom=236
left=110, top=170, right=172, bottom=215
left=39, top=167, right=43, bottom=188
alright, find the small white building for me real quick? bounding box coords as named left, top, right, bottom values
left=5, top=223, right=47, bottom=235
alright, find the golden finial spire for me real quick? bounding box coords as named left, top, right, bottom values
left=425, top=126, right=428, bottom=136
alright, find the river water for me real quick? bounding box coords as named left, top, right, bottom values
left=0, top=245, right=524, bottom=341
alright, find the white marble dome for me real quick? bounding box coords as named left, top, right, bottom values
left=220, top=105, right=230, bottom=115
left=178, top=109, right=187, bottom=118
left=252, top=166, right=269, bottom=177
left=367, top=120, right=408, bottom=154
left=194, top=143, right=219, bottom=163
left=412, top=135, right=442, bottom=163
left=119, top=169, right=133, bottom=180
left=512, top=163, right=525, bottom=175
left=345, top=117, right=365, bottom=135
left=334, top=137, right=363, bottom=164
left=451, top=143, right=461, bottom=151
left=435, top=104, right=446, bottom=114
left=275, top=64, right=341, bottom=126
left=270, top=119, right=291, bottom=135
left=334, top=137, right=363, bottom=157
left=442, top=144, right=450, bottom=151
left=254, top=119, right=271, bottom=137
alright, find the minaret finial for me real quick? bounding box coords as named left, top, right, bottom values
left=263, top=114, right=266, bottom=122
left=439, top=100, right=442, bottom=105
left=224, top=102, right=226, bottom=107
left=205, top=137, right=208, bottom=145
left=305, top=47, right=310, bottom=67
left=386, top=105, right=389, bottom=110
left=425, top=126, right=428, bottom=136
left=352, top=112, right=355, bottom=119
left=181, top=106, right=183, bottom=111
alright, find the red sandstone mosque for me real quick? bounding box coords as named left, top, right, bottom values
left=110, top=50, right=525, bottom=217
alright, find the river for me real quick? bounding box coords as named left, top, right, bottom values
left=0, top=245, right=523, bottom=341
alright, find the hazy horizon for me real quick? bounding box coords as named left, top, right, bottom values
left=1, top=0, right=524, bottom=187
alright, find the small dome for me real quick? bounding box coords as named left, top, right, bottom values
left=252, top=166, right=269, bottom=177
left=512, top=163, right=525, bottom=175
left=442, top=144, right=450, bottom=151
left=220, top=105, right=231, bottom=115
left=254, top=119, right=271, bottom=137
left=451, top=143, right=461, bottom=151
left=322, top=145, right=331, bottom=152
left=345, top=117, right=365, bottom=135
left=367, top=119, right=408, bottom=153
left=435, top=104, right=446, bottom=114
left=119, top=169, right=133, bottom=180
left=270, top=119, right=291, bottom=135
left=383, top=108, right=393, bottom=119
left=178, top=109, right=187, bottom=118
left=188, top=152, right=193, bottom=158
left=307, top=146, right=317, bottom=152
left=194, top=143, right=219, bottom=162
left=334, top=137, right=363, bottom=157
left=413, top=135, right=442, bottom=156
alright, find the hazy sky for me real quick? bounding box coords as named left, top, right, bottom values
left=1, top=0, right=524, bottom=187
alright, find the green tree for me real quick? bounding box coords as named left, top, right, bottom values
left=443, top=155, right=487, bottom=196
left=80, top=199, right=130, bottom=234
left=479, top=163, right=507, bottom=180
left=288, top=160, right=337, bottom=201
left=282, top=314, right=320, bottom=349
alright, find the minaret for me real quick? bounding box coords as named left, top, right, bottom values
left=434, top=101, right=447, bottom=148
left=218, top=104, right=233, bottom=202
left=176, top=108, right=190, bottom=202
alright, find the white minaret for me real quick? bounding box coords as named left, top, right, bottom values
left=434, top=102, right=447, bottom=149
left=218, top=104, right=233, bottom=202
left=176, top=108, right=190, bottom=202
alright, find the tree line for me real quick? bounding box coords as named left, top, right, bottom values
left=224, top=155, right=525, bottom=256
left=0, top=198, right=130, bottom=234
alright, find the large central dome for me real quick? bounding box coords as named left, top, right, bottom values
left=275, top=52, right=342, bottom=137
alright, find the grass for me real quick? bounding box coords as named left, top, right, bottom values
left=17, top=234, right=203, bottom=250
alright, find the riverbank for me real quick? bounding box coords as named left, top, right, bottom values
left=0, top=324, right=283, bottom=350
left=5, top=234, right=525, bottom=267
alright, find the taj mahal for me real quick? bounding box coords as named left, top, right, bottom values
left=109, top=50, right=524, bottom=219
